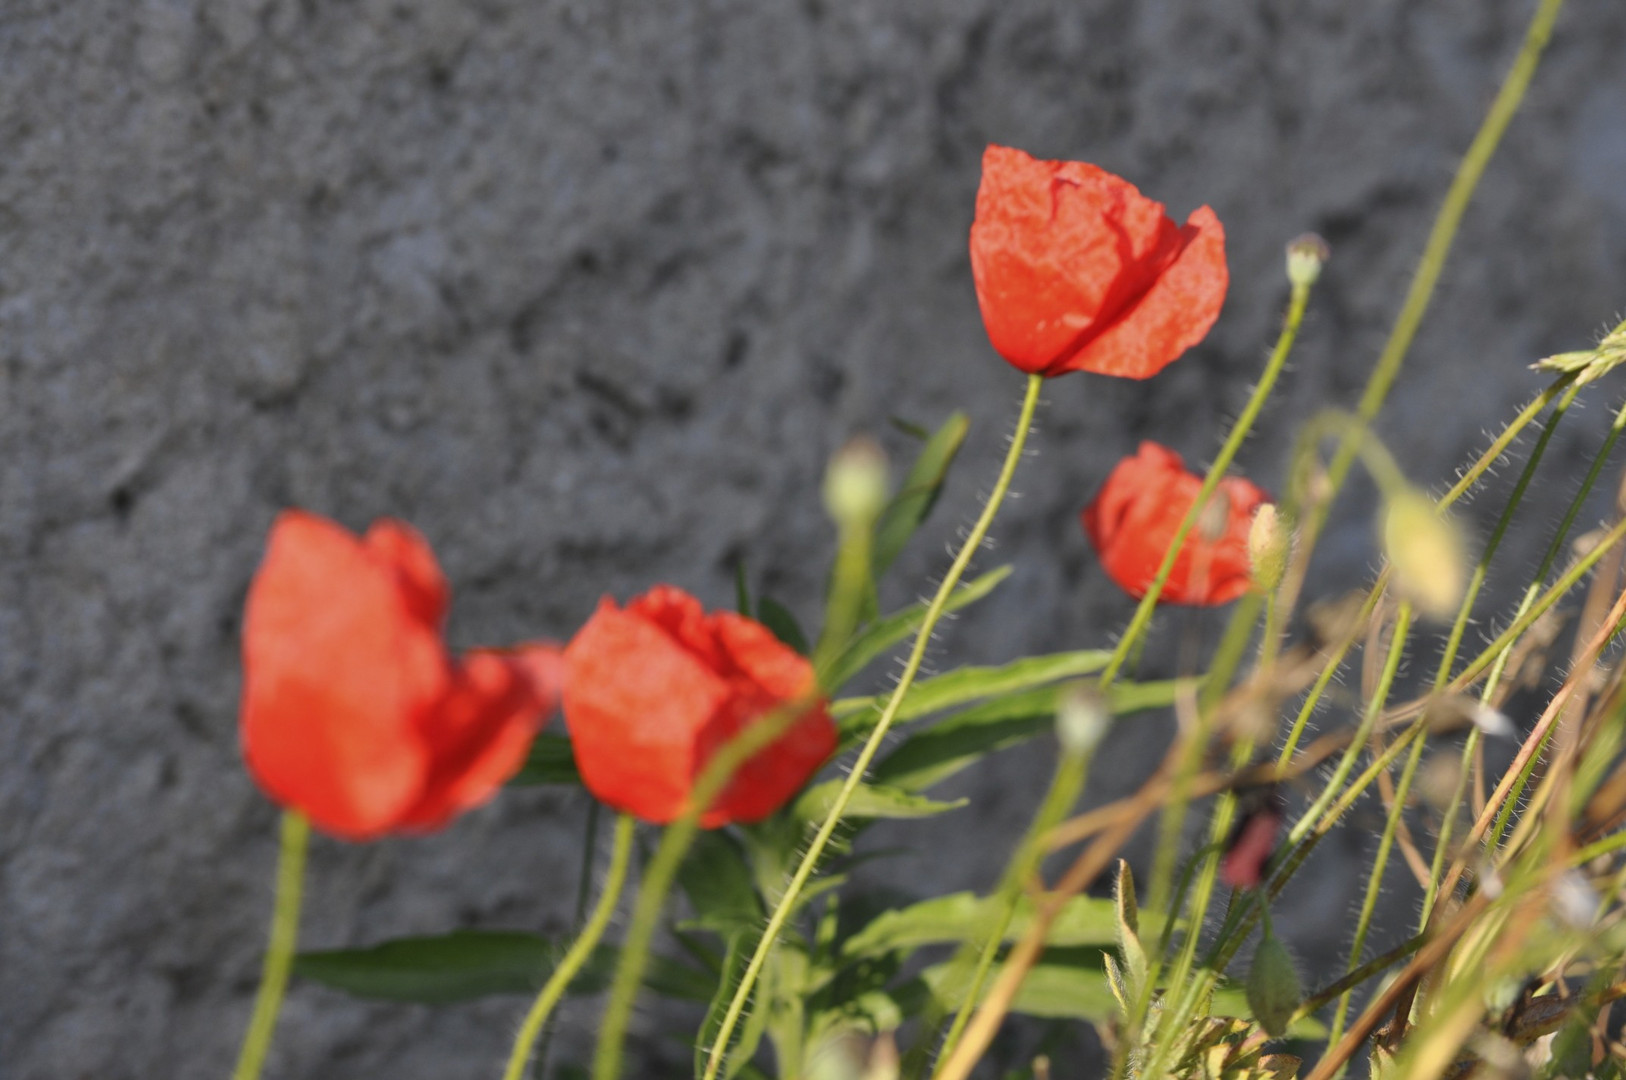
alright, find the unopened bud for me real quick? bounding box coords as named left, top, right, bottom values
left=823, top=437, right=889, bottom=527
left=1056, top=682, right=1110, bottom=757
left=1246, top=923, right=1303, bottom=1037
left=1382, top=489, right=1468, bottom=621
left=1247, top=504, right=1290, bottom=593
left=1286, top=233, right=1330, bottom=288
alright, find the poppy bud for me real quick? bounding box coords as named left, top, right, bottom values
left=1381, top=489, right=1469, bottom=621
left=1246, top=922, right=1303, bottom=1037
left=1247, top=503, right=1290, bottom=594
left=823, top=437, right=889, bottom=528
left=1055, top=682, right=1110, bottom=757
left=1285, top=233, right=1330, bottom=288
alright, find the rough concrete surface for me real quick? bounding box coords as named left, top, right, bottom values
left=3, top=0, right=1625, bottom=1076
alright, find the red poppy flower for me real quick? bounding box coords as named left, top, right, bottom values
left=563, top=586, right=837, bottom=827
left=1082, top=442, right=1267, bottom=606
left=969, top=144, right=1228, bottom=379
left=240, top=510, right=562, bottom=840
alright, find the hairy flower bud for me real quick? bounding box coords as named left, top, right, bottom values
left=1246, top=924, right=1303, bottom=1037
left=1285, top=233, right=1330, bottom=288
left=1382, top=489, right=1468, bottom=621
left=823, top=437, right=889, bottom=528
left=1247, top=503, right=1289, bottom=593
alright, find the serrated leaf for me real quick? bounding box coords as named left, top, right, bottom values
left=872, top=412, right=969, bottom=577
left=821, top=566, right=1011, bottom=692
left=508, top=732, right=581, bottom=786
left=869, top=679, right=1180, bottom=793
left=758, top=596, right=810, bottom=655
left=295, top=931, right=712, bottom=1005
left=831, top=649, right=1113, bottom=729
left=794, top=780, right=966, bottom=824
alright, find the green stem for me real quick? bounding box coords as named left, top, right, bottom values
left=504, top=814, right=635, bottom=1080
left=593, top=695, right=816, bottom=1080
left=1304, top=0, right=1566, bottom=547
left=699, top=374, right=1045, bottom=1080
left=1099, top=279, right=1312, bottom=692
left=231, top=811, right=310, bottom=1080
left=933, top=749, right=1090, bottom=1072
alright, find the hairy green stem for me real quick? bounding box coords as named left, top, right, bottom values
left=231, top=811, right=310, bottom=1080
left=932, top=748, right=1090, bottom=1073
left=700, top=374, right=1044, bottom=1080
left=1100, top=279, right=1313, bottom=693
left=504, top=814, right=635, bottom=1080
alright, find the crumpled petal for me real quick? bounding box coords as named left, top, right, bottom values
left=970, top=144, right=1227, bottom=379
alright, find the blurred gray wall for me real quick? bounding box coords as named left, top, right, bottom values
left=3, top=0, right=1625, bottom=1076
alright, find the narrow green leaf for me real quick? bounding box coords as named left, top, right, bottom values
left=1114, top=860, right=1147, bottom=997
left=888, top=416, right=932, bottom=441
left=822, top=565, right=1012, bottom=692
left=872, top=412, right=969, bottom=577
left=508, top=732, right=581, bottom=786
left=793, top=780, right=966, bottom=823
left=295, top=931, right=712, bottom=1005
left=869, top=679, right=1180, bottom=793
left=831, top=650, right=1113, bottom=727
left=841, top=893, right=1132, bottom=961
left=758, top=596, right=810, bottom=656
left=1103, top=952, right=1130, bottom=1015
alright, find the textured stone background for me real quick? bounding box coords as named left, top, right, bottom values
left=4, top=0, right=1626, bottom=1076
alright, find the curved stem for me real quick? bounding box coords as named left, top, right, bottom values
left=504, top=814, right=635, bottom=1080
left=1303, top=0, right=1566, bottom=548
left=1099, top=279, right=1312, bottom=693
left=699, top=374, right=1045, bottom=1080
left=592, top=693, right=816, bottom=1080
left=231, top=811, right=310, bottom=1080
left=932, top=748, right=1090, bottom=1073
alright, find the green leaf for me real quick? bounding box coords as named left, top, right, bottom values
left=758, top=596, right=810, bottom=655
left=1114, top=860, right=1148, bottom=999
left=872, top=412, right=969, bottom=577
left=888, top=416, right=932, bottom=441
left=841, top=893, right=1132, bottom=961
left=678, top=831, right=762, bottom=935
left=735, top=559, right=752, bottom=616
left=508, top=732, right=581, bottom=786
left=295, top=931, right=713, bottom=1005
left=914, top=949, right=1118, bottom=1022
left=831, top=650, right=1113, bottom=728
left=295, top=931, right=591, bottom=1004
left=822, top=565, right=1011, bottom=692
left=870, top=679, right=1180, bottom=793
left=794, top=780, right=966, bottom=824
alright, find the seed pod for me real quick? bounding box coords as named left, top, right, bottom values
left=1246, top=923, right=1303, bottom=1037
left=1285, top=233, right=1330, bottom=288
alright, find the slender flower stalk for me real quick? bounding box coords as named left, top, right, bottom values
left=503, top=814, right=635, bottom=1080
left=231, top=811, right=310, bottom=1080
left=701, top=374, right=1044, bottom=1080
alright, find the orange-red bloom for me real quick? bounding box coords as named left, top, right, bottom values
left=969, top=144, right=1228, bottom=379
left=1082, top=442, right=1266, bottom=606
left=240, top=511, right=562, bottom=840
left=563, top=586, right=836, bottom=827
